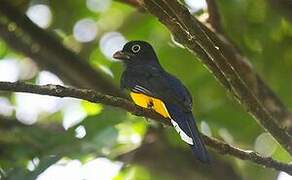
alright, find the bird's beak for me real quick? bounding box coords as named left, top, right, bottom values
left=113, top=51, right=130, bottom=61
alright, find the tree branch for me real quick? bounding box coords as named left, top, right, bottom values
left=205, top=0, right=223, bottom=33
left=119, top=128, right=242, bottom=180
left=0, top=81, right=291, bottom=174
left=0, top=1, right=124, bottom=97
left=138, top=0, right=292, bottom=155
left=203, top=0, right=292, bottom=135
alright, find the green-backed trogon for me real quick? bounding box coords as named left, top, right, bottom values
left=113, top=40, right=210, bottom=163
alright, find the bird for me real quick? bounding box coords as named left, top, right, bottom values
left=113, top=40, right=210, bottom=163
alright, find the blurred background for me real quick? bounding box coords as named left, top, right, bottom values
left=0, top=0, right=292, bottom=179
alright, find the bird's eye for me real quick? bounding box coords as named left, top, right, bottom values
left=131, top=44, right=141, bottom=53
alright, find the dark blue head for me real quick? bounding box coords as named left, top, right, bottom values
left=113, top=40, right=160, bottom=66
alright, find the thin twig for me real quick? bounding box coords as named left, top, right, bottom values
left=0, top=81, right=291, bottom=174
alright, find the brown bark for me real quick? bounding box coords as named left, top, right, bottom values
left=140, top=0, right=292, bottom=155
left=0, top=81, right=291, bottom=174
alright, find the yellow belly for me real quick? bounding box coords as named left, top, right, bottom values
left=130, top=92, right=170, bottom=118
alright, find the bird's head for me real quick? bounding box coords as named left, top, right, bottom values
left=113, top=40, right=159, bottom=66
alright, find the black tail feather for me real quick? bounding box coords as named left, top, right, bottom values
left=166, top=103, right=210, bottom=163
left=185, top=114, right=210, bottom=163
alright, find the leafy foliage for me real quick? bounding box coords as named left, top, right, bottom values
left=0, top=0, right=291, bottom=179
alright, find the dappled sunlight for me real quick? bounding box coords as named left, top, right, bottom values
left=0, top=57, right=37, bottom=82
left=113, top=118, right=147, bottom=155
left=185, top=0, right=207, bottom=12
left=200, top=121, right=212, bottom=136
left=218, top=128, right=234, bottom=144
left=99, top=32, right=127, bottom=61
left=26, top=4, right=52, bottom=29
left=0, top=97, right=13, bottom=117
left=37, top=71, right=64, bottom=86
left=254, top=132, right=277, bottom=157
left=37, top=159, right=83, bottom=180
left=15, top=102, right=38, bottom=125
left=86, top=0, right=112, bottom=13
left=27, top=157, right=40, bottom=172
left=82, top=101, right=103, bottom=116
left=278, top=172, right=292, bottom=180
left=14, top=91, right=59, bottom=125
left=82, top=158, right=122, bottom=180
left=117, top=129, right=142, bottom=145
left=15, top=71, right=64, bottom=125
left=18, top=58, right=38, bottom=80
left=75, top=125, right=87, bottom=139
left=0, top=58, right=20, bottom=82
left=62, top=99, right=87, bottom=130
left=37, top=158, right=122, bottom=180
left=73, top=18, right=98, bottom=43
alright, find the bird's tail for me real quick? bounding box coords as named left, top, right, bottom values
left=166, top=103, right=210, bottom=163
left=186, top=113, right=210, bottom=163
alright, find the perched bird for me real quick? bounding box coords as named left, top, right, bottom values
left=113, top=40, right=210, bottom=163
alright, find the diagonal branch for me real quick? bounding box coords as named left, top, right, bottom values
left=204, top=0, right=292, bottom=135
left=0, top=81, right=291, bottom=174
left=139, top=0, right=292, bottom=155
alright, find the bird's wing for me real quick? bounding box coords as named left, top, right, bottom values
left=151, top=70, right=193, bottom=111
left=122, top=66, right=192, bottom=112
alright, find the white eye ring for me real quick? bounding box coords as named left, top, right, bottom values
left=131, top=44, right=141, bottom=53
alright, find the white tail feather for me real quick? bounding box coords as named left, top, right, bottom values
left=171, top=120, right=194, bottom=145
